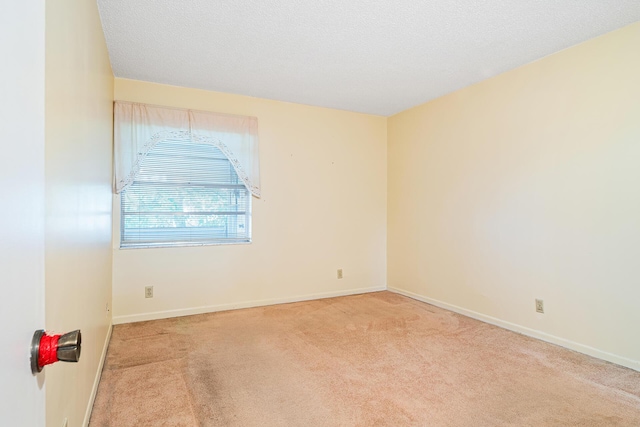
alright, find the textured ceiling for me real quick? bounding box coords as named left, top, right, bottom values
left=97, top=1, right=640, bottom=116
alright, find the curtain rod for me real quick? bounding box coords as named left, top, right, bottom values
left=113, top=100, right=258, bottom=121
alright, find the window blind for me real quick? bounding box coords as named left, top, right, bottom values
left=121, top=139, right=251, bottom=248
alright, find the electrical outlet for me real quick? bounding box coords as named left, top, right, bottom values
left=145, top=286, right=154, bottom=298
left=337, top=269, right=343, bottom=279
left=535, top=299, right=544, bottom=313
left=105, top=302, right=110, bottom=318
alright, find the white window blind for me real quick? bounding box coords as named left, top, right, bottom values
left=121, top=138, right=251, bottom=248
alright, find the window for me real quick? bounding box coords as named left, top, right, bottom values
left=120, top=138, right=251, bottom=248
left=114, top=101, right=260, bottom=247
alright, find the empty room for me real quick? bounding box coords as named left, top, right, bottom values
left=2, top=1, right=639, bottom=426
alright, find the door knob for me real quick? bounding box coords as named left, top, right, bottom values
left=30, top=329, right=82, bottom=374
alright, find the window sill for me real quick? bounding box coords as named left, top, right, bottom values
left=119, top=240, right=252, bottom=250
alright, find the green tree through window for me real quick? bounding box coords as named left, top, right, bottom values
left=121, top=139, right=251, bottom=248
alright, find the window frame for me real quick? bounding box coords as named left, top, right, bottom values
left=118, top=141, right=253, bottom=250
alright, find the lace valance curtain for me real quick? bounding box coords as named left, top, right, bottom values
left=114, top=101, right=261, bottom=197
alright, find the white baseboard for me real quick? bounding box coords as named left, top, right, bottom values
left=388, top=286, right=640, bottom=372
left=112, top=286, right=387, bottom=325
left=83, top=322, right=113, bottom=427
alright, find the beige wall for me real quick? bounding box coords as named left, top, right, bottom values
left=45, top=1, right=114, bottom=426
left=388, top=22, right=640, bottom=370
left=112, top=79, right=387, bottom=323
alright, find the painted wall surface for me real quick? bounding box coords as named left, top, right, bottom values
left=0, top=2, right=46, bottom=425
left=388, top=22, right=640, bottom=369
left=112, top=79, right=387, bottom=323
left=45, top=1, right=114, bottom=426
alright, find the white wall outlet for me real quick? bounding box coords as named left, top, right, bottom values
left=145, top=286, right=154, bottom=298
left=535, top=299, right=544, bottom=313
left=337, top=269, right=343, bottom=279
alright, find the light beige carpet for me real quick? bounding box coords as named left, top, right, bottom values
left=89, top=292, right=640, bottom=426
